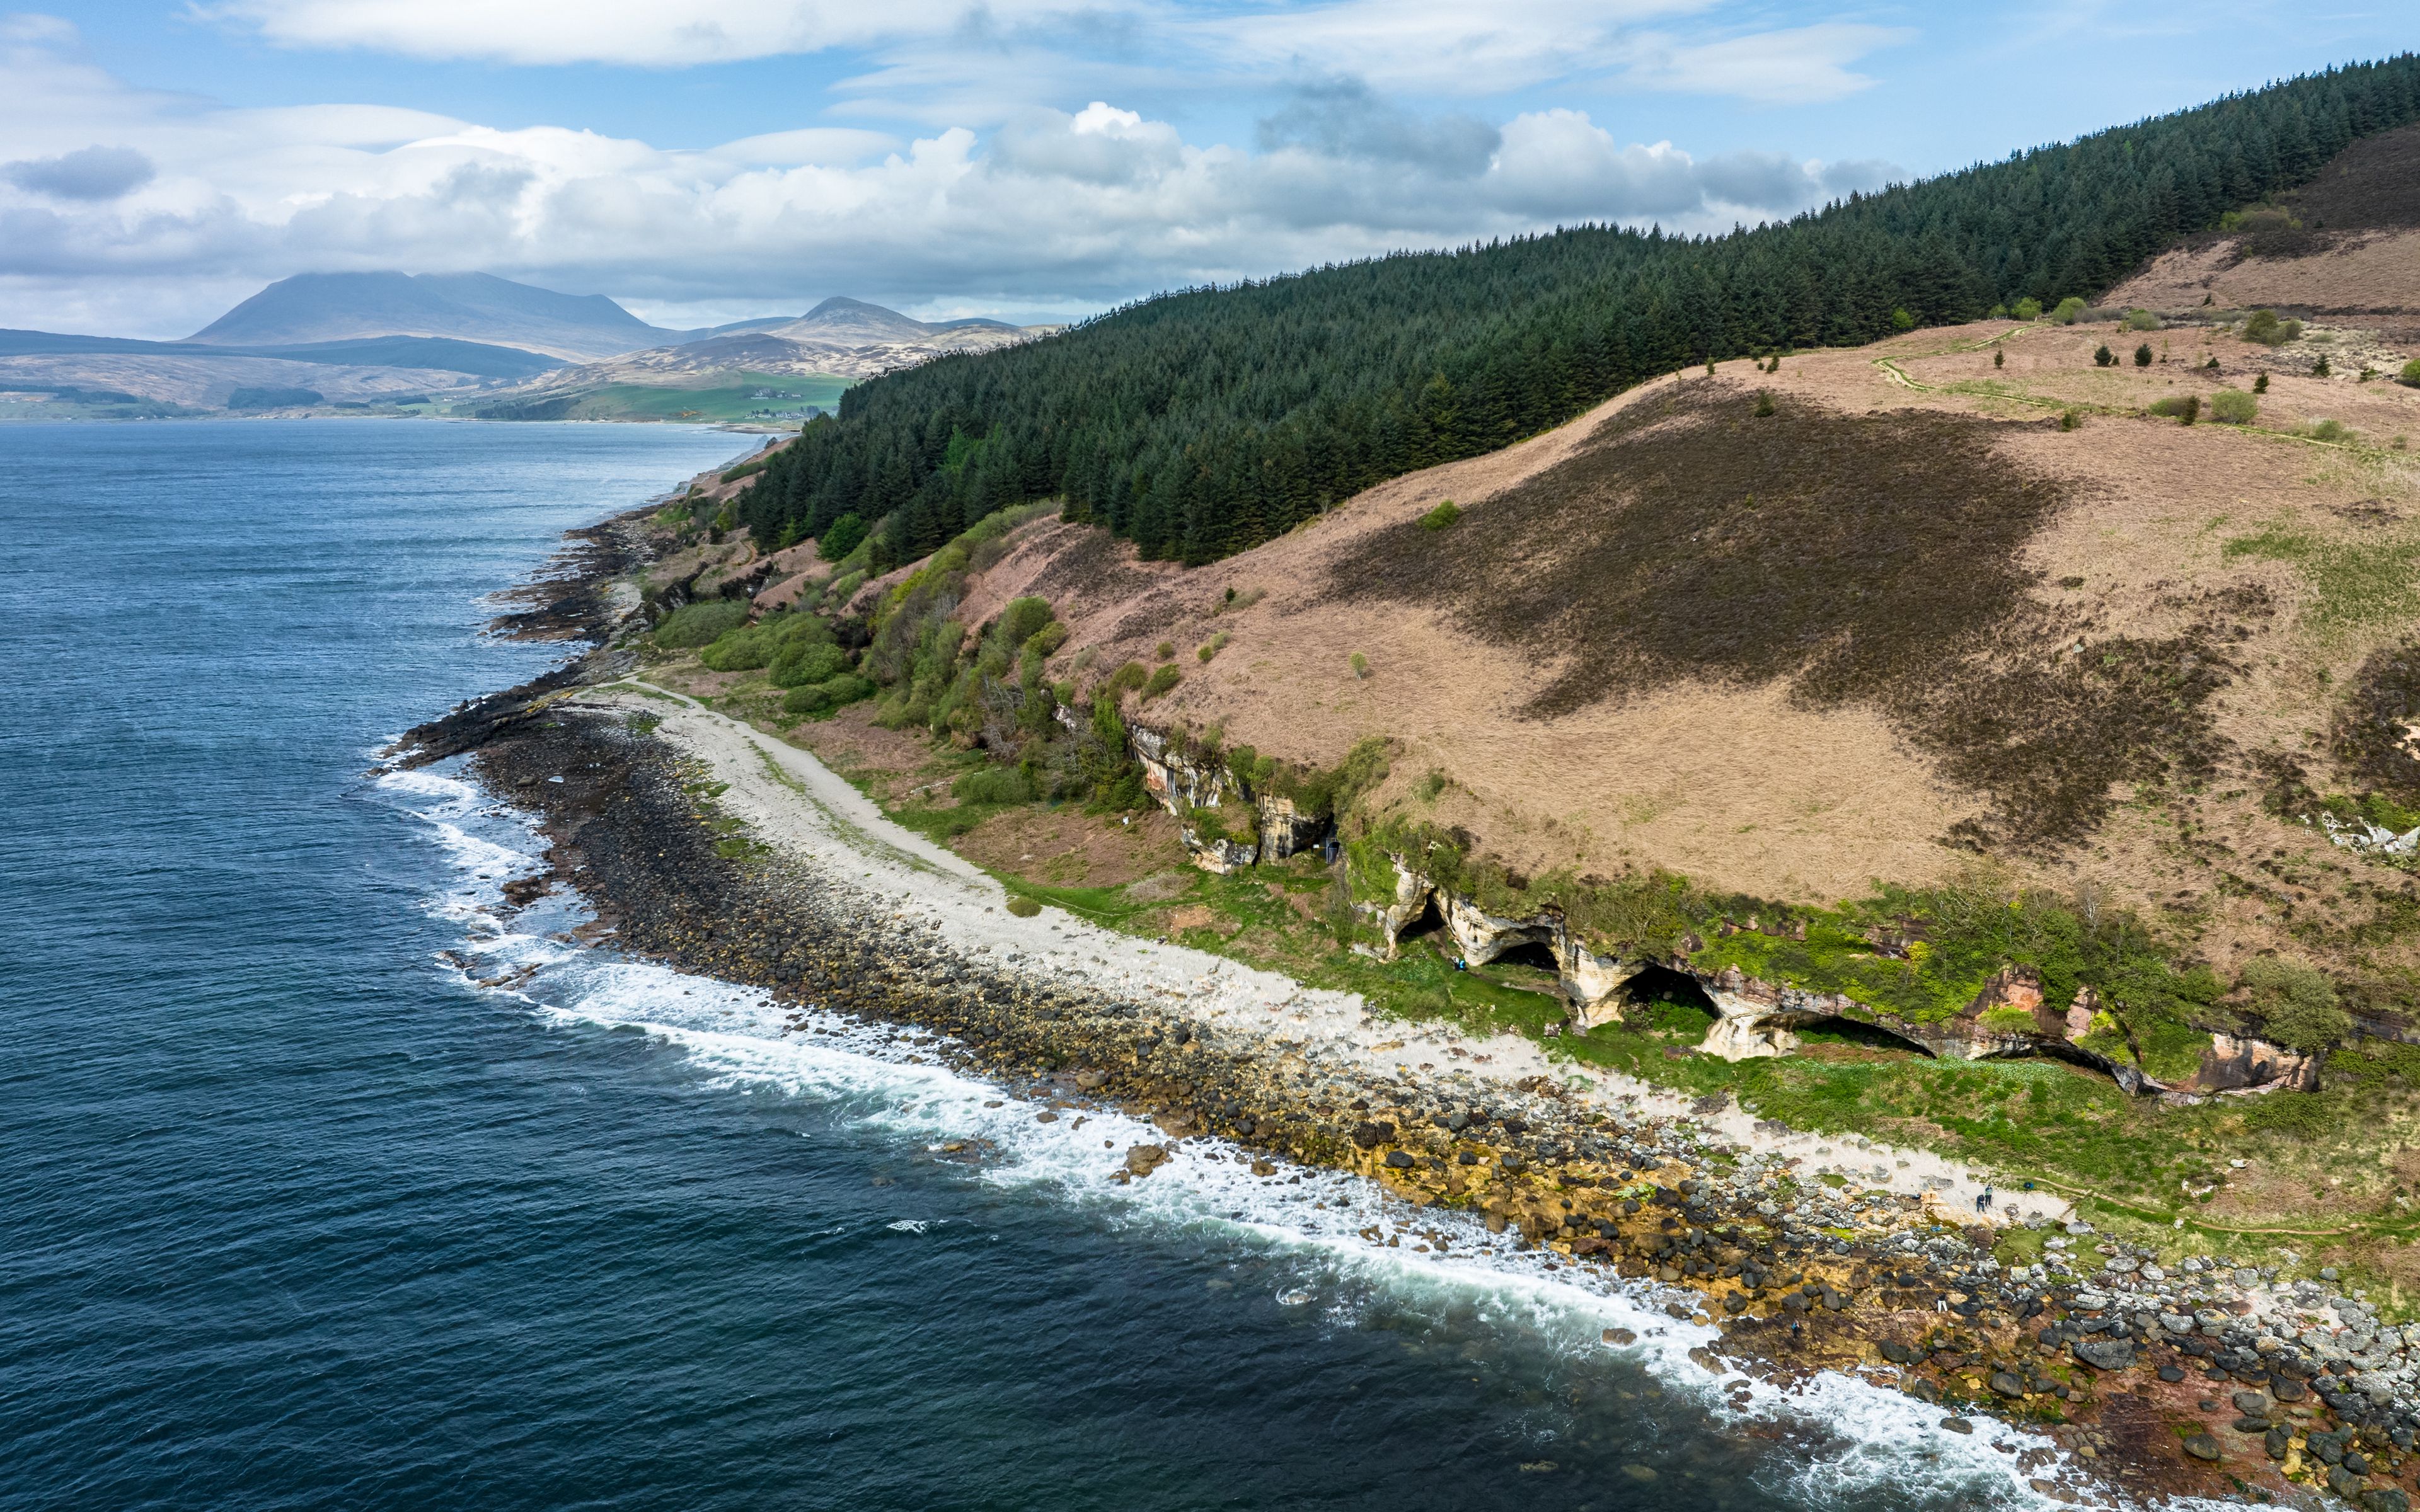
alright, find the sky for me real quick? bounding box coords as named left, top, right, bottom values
left=3, top=2, right=2414, bottom=338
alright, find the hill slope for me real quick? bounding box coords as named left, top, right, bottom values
left=738, top=55, right=2420, bottom=569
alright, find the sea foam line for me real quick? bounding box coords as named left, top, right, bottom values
left=379, top=764, right=2099, bottom=1509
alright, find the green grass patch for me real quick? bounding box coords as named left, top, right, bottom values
left=2223, top=522, right=2420, bottom=639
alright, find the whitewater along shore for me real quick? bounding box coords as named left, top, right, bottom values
left=393, top=500, right=2419, bottom=1512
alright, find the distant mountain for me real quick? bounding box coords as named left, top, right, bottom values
left=188, top=272, right=677, bottom=362
left=477, top=297, right=1061, bottom=418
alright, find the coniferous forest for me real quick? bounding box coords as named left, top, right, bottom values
left=739, top=57, right=2420, bottom=570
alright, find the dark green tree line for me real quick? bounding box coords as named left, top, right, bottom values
left=739, top=57, right=2420, bottom=568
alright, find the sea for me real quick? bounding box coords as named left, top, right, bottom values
left=0, top=419, right=2054, bottom=1510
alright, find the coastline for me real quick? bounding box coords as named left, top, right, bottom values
left=395, top=495, right=2416, bottom=1512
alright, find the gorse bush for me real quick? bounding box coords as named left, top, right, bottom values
left=2148, top=394, right=2201, bottom=423
left=2123, top=308, right=2162, bottom=330
left=2401, top=358, right=2420, bottom=386
left=734, top=60, right=2420, bottom=568
left=653, top=598, right=749, bottom=648
left=2051, top=296, right=2089, bottom=324
left=2209, top=389, right=2259, bottom=423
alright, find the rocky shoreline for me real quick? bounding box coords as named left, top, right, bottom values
left=396, top=499, right=2420, bottom=1512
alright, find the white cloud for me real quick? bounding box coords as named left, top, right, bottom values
left=200, top=0, right=1095, bottom=67
left=1623, top=22, right=1912, bottom=104
left=0, top=20, right=1896, bottom=338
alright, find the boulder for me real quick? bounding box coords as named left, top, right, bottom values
left=2072, top=1337, right=2136, bottom=1372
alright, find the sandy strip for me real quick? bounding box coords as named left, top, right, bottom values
left=579, top=680, right=2070, bottom=1226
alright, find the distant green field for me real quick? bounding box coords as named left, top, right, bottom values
left=466, top=370, right=852, bottom=423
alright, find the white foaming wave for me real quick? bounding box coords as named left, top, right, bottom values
left=539, top=976, right=2071, bottom=1509
left=394, top=774, right=2077, bottom=1509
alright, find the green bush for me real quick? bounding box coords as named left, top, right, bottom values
left=1142, top=665, right=1182, bottom=700
left=2253, top=372, right=2269, bottom=394
left=2208, top=389, right=2258, bottom=424
left=2148, top=394, right=2201, bottom=424
left=823, top=569, right=866, bottom=607
left=781, top=673, right=875, bottom=718
left=2401, top=358, right=2420, bottom=387
left=1418, top=499, right=1463, bottom=531
left=653, top=599, right=749, bottom=648
left=2133, top=343, right=2153, bottom=367
left=2123, top=308, right=2161, bottom=331
left=2051, top=296, right=2087, bottom=324
left=2239, top=957, right=2350, bottom=1051
left=996, top=595, right=1054, bottom=649
left=952, top=766, right=1035, bottom=805
left=819, top=512, right=870, bottom=561
left=2094, top=345, right=2114, bottom=367
left=701, top=611, right=831, bottom=672
left=1349, top=651, right=1369, bottom=679
left=1891, top=307, right=1915, bottom=331
left=2013, top=297, right=2043, bottom=321
left=2242, top=309, right=2302, bottom=346
left=2307, top=419, right=2350, bottom=442
left=770, top=639, right=848, bottom=688
left=1753, top=389, right=1776, bottom=417
left=1106, top=661, right=1149, bottom=696
left=1005, top=895, right=1042, bottom=918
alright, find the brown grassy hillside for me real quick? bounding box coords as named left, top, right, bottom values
left=931, top=314, right=2420, bottom=1002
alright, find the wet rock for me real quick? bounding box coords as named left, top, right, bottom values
left=2183, top=1434, right=2222, bottom=1463
left=2072, top=1337, right=2135, bottom=1372
left=2362, top=1489, right=2411, bottom=1512
left=1383, top=1151, right=1415, bottom=1169
left=1941, top=1418, right=1974, bottom=1435
left=1990, top=1372, right=2025, bottom=1398
left=1125, top=1143, right=1169, bottom=1176
left=2232, top=1390, right=2269, bottom=1415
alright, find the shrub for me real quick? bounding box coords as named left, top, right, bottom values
left=1005, top=895, right=1042, bottom=918
left=1418, top=499, right=1463, bottom=530
left=818, top=512, right=870, bottom=561
left=2208, top=389, right=2258, bottom=425
left=2241, top=309, right=2302, bottom=346
left=2148, top=394, right=2201, bottom=424
left=1753, top=389, right=1776, bottom=417
left=1993, top=349, right=2004, bottom=369
left=2094, top=345, right=2114, bottom=367
left=1349, top=651, right=1369, bottom=679
left=996, top=595, right=1054, bottom=649
left=952, top=766, right=1035, bottom=805
left=2252, top=372, right=2269, bottom=394
left=1142, top=665, right=1182, bottom=701
left=2240, top=958, right=2350, bottom=1052
left=2133, top=343, right=2153, bottom=367
left=2123, top=309, right=2160, bottom=331
left=1106, top=660, right=1148, bottom=696
left=654, top=598, right=749, bottom=648
left=2306, top=419, right=2350, bottom=442
left=2013, top=297, right=2043, bottom=321
left=2051, top=296, right=2087, bottom=324
left=1155, top=640, right=1175, bottom=662
left=2059, top=409, right=2080, bottom=431
left=2312, top=354, right=2331, bottom=378
left=1197, top=632, right=1230, bottom=663
left=1891, top=307, right=1915, bottom=331
left=2401, top=358, right=2420, bottom=387
left=781, top=673, right=874, bottom=718
left=720, top=456, right=767, bottom=483
left=770, top=639, right=847, bottom=689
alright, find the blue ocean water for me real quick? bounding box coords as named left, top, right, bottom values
left=0, top=420, right=2039, bottom=1511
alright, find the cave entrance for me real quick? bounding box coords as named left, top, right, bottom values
left=1794, top=1015, right=1935, bottom=1061
left=1622, top=965, right=1717, bottom=1038
left=1395, top=894, right=1448, bottom=948
left=1488, top=939, right=1560, bottom=972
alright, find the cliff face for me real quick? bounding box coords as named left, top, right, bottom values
left=1126, top=723, right=1330, bottom=873
left=1356, top=848, right=2322, bottom=1099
